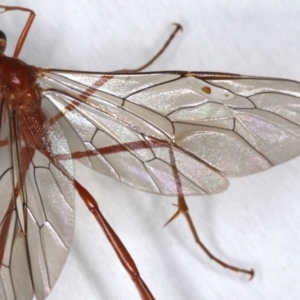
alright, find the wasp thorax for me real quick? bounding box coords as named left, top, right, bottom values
left=0, top=53, right=40, bottom=113
left=7, top=86, right=41, bottom=113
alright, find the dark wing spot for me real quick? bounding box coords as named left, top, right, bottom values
left=201, top=86, right=211, bottom=94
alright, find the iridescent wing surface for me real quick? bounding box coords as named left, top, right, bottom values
left=0, top=96, right=75, bottom=300
left=39, top=71, right=300, bottom=195
left=3, top=69, right=300, bottom=299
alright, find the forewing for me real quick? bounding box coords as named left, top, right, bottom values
left=0, top=99, right=74, bottom=300
left=38, top=70, right=300, bottom=195
left=39, top=72, right=228, bottom=195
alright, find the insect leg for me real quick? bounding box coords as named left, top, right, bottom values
left=46, top=75, right=113, bottom=126
left=74, top=180, right=155, bottom=300
left=0, top=5, right=36, bottom=58
left=0, top=139, right=8, bottom=146
left=69, top=139, right=163, bottom=160
left=0, top=144, right=35, bottom=266
left=42, top=21, right=182, bottom=124
left=116, top=23, right=182, bottom=73
left=0, top=195, right=15, bottom=266
left=27, top=120, right=156, bottom=299
left=167, top=147, right=255, bottom=279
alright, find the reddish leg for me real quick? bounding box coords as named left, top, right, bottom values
left=31, top=123, right=156, bottom=299
left=0, top=146, right=35, bottom=266
left=75, top=180, right=155, bottom=300
left=46, top=22, right=183, bottom=126
left=0, top=197, right=15, bottom=266
left=165, top=194, right=254, bottom=279
left=116, top=23, right=182, bottom=72
left=0, top=5, right=35, bottom=58
left=70, top=139, right=165, bottom=160
left=2, top=5, right=178, bottom=300
left=48, top=75, right=113, bottom=126
left=69, top=141, right=254, bottom=279
left=166, top=147, right=254, bottom=279
left=0, top=5, right=35, bottom=265
left=0, top=139, right=8, bottom=146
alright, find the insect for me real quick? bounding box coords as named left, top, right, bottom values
left=1, top=4, right=300, bottom=300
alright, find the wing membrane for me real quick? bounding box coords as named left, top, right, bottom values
left=2, top=68, right=300, bottom=299
left=40, top=89, right=227, bottom=195
left=0, top=99, right=75, bottom=300
left=38, top=71, right=300, bottom=194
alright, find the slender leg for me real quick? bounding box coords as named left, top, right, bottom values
left=116, top=23, right=182, bottom=73
left=0, top=6, right=36, bottom=58
left=55, top=126, right=255, bottom=280
left=70, top=139, right=164, bottom=160
left=1, top=5, right=181, bottom=65
left=0, top=145, right=35, bottom=265
left=75, top=180, right=155, bottom=300
left=37, top=134, right=156, bottom=299
left=47, top=75, right=113, bottom=126
left=166, top=147, right=255, bottom=279
left=0, top=139, right=8, bottom=146
left=44, top=22, right=182, bottom=126
left=67, top=140, right=255, bottom=278
left=46, top=23, right=182, bottom=125
left=0, top=197, right=15, bottom=265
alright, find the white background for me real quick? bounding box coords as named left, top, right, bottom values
left=2, top=1, right=300, bottom=300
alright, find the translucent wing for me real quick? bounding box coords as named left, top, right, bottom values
left=0, top=98, right=74, bottom=300
left=37, top=70, right=300, bottom=195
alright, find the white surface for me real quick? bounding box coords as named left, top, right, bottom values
left=2, top=1, right=300, bottom=299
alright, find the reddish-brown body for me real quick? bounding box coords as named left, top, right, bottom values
left=0, top=55, right=40, bottom=112
left=0, top=53, right=48, bottom=156
left=0, top=5, right=256, bottom=300
left=0, top=35, right=155, bottom=299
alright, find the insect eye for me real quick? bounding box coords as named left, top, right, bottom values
left=0, top=30, right=7, bottom=54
